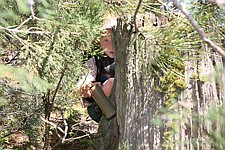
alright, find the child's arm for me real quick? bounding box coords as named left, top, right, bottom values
left=77, top=58, right=97, bottom=98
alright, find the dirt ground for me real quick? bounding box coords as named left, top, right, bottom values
left=2, top=109, right=99, bottom=150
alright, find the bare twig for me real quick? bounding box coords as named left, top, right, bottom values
left=0, top=26, right=82, bottom=36
left=42, top=65, right=67, bottom=149
left=63, top=134, right=91, bottom=143
left=51, top=140, right=62, bottom=149
left=29, top=0, right=35, bottom=19
left=0, top=26, right=51, bottom=35
left=40, top=116, right=65, bottom=134
left=133, top=0, right=143, bottom=32
left=55, top=124, right=63, bottom=138
left=15, top=16, right=32, bottom=30
left=51, top=64, right=67, bottom=108
left=61, top=110, right=68, bottom=143
left=172, top=0, right=225, bottom=58
left=6, top=52, right=20, bottom=64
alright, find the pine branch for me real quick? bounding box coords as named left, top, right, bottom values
left=172, top=0, right=225, bottom=58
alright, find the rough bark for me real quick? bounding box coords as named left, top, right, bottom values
left=113, top=17, right=164, bottom=149
left=179, top=47, right=225, bottom=150
left=93, top=83, right=119, bottom=150
left=93, top=17, right=133, bottom=150
left=113, top=17, right=133, bottom=142
left=111, top=17, right=225, bottom=150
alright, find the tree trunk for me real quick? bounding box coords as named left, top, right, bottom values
left=107, top=17, right=225, bottom=150
left=113, top=17, right=164, bottom=150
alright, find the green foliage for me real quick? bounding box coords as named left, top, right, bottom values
left=103, top=0, right=137, bottom=16
left=0, top=65, right=51, bottom=137
left=200, top=105, right=225, bottom=150
left=190, top=0, right=225, bottom=47
left=148, top=18, right=187, bottom=107
left=148, top=1, right=225, bottom=149
left=143, top=0, right=163, bottom=16
left=16, top=0, right=30, bottom=14
left=0, top=0, right=224, bottom=149
left=0, top=145, right=8, bottom=150
left=0, top=0, right=56, bottom=26
left=119, top=140, right=132, bottom=150
left=0, top=64, right=51, bottom=93
left=0, top=0, right=109, bottom=148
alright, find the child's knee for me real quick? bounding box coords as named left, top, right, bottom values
left=102, top=78, right=114, bottom=97
left=106, top=78, right=114, bottom=85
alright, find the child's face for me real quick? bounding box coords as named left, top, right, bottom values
left=99, top=33, right=114, bottom=58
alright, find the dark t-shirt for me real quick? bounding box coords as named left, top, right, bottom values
left=85, top=56, right=115, bottom=122
left=85, top=56, right=115, bottom=103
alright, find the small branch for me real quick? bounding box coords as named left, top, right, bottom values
left=133, top=0, right=142, bottom=32
left=40, top=116, right=65, bottom=135
left=63, top=134, right=91, bottom=143
left=51, top=140, right=62, bottom=149
left=172, top=0, right=225, bottom=58
left=29, top=0, right=35, bottom=19
left=15, top=16, right=32, bottom=30
left=51, top=64, right=67, bottom=108
left=41, top=116, right=91, bottom=145
left=61, top=110, right=68, bottom=143
left=6, top=52, right=20, bottom=64
left=0, top=26, right=51, bottom=35
left=0, top=26, right=81, bottom=36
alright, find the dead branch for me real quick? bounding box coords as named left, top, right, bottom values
left=61, top=111, right=68, bottom=143
left=40, top=117, right=65, bottom=134
left=172, top=0, right=225, bottom=58
left=51, top=64, right=67, bottom=109
left=62, top=134, right=91, bottom=143
left=133, top=0, right=143, bottom=32
left=29, top=0, right=35, bottom=19
left=6, top=52, right=20, bottom=64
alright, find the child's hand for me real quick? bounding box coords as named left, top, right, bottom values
left=80, top=82, right=102, bottom=98
left=80, top=82, right=93, bottom=98
left=92, top=82, right=101, bottom=87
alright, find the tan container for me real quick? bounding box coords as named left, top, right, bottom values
left=91, top=84, right=116, bottom=120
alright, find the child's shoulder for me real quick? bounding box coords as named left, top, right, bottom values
left=86, top=57, right=96, bottom=66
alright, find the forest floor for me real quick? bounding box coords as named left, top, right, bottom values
left=2, top=105, right=99, bottom=150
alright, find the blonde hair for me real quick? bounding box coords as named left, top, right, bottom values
left=100, top=14, right=117, bottom=30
